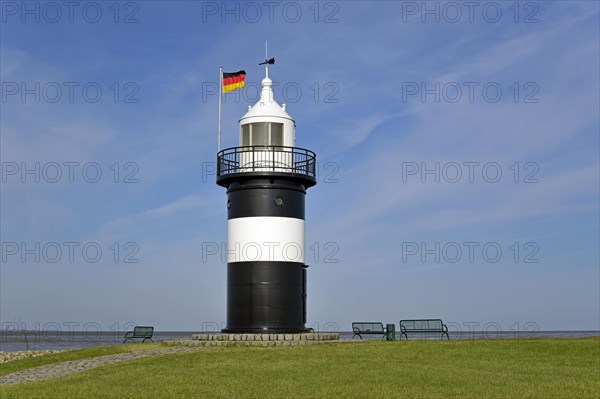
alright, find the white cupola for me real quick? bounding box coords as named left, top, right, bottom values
left=239, top=67, right=295, bottom=148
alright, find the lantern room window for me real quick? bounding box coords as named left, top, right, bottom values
left=270, top=123, right=283, bottom=145
left=241, top=124, right=250, bottom=146
left=241, top=122, right=284, bottom=146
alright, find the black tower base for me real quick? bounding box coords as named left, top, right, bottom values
left=222, top=261, right=307, bottom=333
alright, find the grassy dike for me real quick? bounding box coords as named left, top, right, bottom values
left=1, top=337, right=599, bottom=398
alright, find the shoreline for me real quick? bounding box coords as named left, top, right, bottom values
left=1, top=331, right=598, bottom=353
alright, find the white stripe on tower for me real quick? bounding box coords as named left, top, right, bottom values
left=227, top=217, right=304, bottom=263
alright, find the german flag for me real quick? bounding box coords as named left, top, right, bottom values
left=223, top=70, right=246, bottom=92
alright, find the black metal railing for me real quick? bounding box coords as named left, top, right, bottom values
left=217, top=146, right=316, bottom=179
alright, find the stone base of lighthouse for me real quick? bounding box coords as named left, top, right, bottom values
left=176, top=332, right=340, bottom=347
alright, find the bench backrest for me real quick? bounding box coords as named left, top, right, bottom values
left=352, top=322, right=385, bottom=333
left=133, top=326, right=154, bottom=337
left=400, top=319, right=443, bottom=331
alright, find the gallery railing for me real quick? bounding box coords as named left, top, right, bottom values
left=216, top=146, right=317, bottom=184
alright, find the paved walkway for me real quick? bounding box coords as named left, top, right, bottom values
left=0, top=346, right=202, bottom=385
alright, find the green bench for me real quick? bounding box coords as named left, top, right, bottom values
left=399, top=319, right=449, bottom=340
left=123, top=326, right=154, bottom=343
left=352, top=322, right=390, bottom=340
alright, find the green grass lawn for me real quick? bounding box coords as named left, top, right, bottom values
left=2, top=338, right=599, bottom=398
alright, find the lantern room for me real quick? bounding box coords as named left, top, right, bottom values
left=238, top=74, right=295, bottom=148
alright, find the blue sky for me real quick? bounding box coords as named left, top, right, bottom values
left=1, top=1, right=598, bottom=334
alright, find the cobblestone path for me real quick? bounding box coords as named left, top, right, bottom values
left=0, top=346, right=202, bottom=385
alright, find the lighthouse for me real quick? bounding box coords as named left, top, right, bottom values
left=216, top=62, right=317, bottom=333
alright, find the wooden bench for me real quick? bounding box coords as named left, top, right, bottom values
left=399, top=319, right=449, bottom=340
left=123, top=326, right=154, bottom=343
left=352, top=322, right=389, bottom=340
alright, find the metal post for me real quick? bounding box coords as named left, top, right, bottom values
left=218, top=66, right=223, bottom=153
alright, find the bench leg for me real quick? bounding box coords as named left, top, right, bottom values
left=352, top=334, right=362, bottom=340
left=142, top=338, right=154, bottom=343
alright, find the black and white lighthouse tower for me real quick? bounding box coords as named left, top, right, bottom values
left=216, top=62, right=317, bottom=333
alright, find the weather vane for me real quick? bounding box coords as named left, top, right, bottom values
left=259, top=41, right=275, bottom=77
left=259, top=58, right=275, bottom=66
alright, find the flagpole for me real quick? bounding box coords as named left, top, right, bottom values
left=218, top=66, right=223, bottom=153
